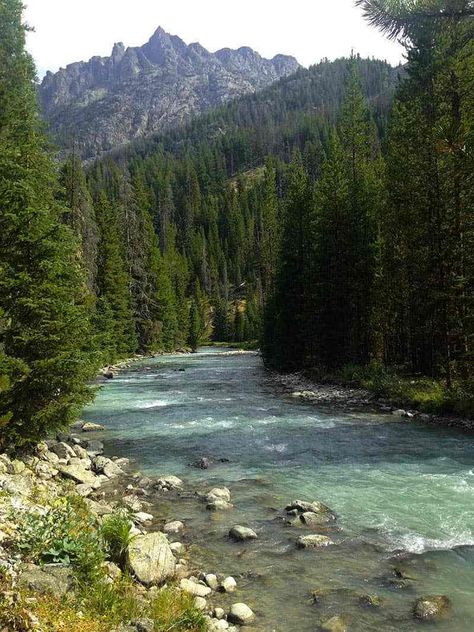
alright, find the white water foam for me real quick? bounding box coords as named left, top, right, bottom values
left=136, top=399, right=171, bottom=409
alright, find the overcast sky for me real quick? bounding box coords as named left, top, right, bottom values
left=25, top=0, right=405, bottom=79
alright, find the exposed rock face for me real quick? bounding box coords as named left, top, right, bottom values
left=39, top=27, right=300, bottom=158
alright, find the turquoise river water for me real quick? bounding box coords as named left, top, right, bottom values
left=83, top=348, right=474, bottom=631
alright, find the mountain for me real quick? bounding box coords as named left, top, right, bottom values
left=39, top=27, right=300, bottom=158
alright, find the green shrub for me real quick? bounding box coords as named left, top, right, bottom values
left=13, top=495, right=105, bottom=583
left=100, top=510, right=134, bottom=568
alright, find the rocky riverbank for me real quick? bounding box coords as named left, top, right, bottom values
left=0, top=431, right=258, bottom=632
left=268, top=370, right=474, bottom=431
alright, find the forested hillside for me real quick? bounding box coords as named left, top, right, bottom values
left=72, top=57, right=400, bottom=360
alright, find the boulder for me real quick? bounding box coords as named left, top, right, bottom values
left=81, top=422, right=105, bottom=432
left=103, top=461, right=124, bottom=479
left=286, top=499, right=334, bottom=516
left=59, top=464, right=98, bottom=486
left=180, top=578, right=212, bottom=598
left=50, top=442, right=76, bottom=460
left=156, top=476, right=183, bottom=490
left=19, top=564, right=73, bottom=597
left=206, top=487, right=231, bottom=503
left=72, top=445, right=89, bottom=459
left=75, top=483, right=94, bottom=497
left=0, top=454, right=13, bottom=474
left=413, top=595, right=452, bottom=621
left=0, top=474, right=34, bottom=496
left=229, top=526, right=258, bottom=542
left=34, top=462, right=58, bottom=480
left=228, top=603, right=255, bottom=626
left=127, top=532, right=176, bottom=586
left=296, top=534, right=333, bottom=549
left=170, top=542, right=185, bottom=556
left=192, top=457, right=211, bottom=469
left=300, top=511, right=333, bottom=527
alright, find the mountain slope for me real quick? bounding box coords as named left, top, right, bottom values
left=39, top=27, right=300, bottom=158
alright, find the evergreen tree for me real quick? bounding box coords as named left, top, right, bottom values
left=0, top=0, right=96, bottom=447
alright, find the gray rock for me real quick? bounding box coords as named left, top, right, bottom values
left=205, top=573, right=219, bottom=590
left=50, top=442, right=76, bottom=460
left=300, top=511, right=333, bottom=527
left=0, top=474, right=34, bottom=496
left=286, top=499, right=334, bottom=516
left=180, top=578, right=212, bottom=597
left=19, top=564, right=73, bottom=597
left=59, top=464, right=98, bottom=486
left=296, top=534, right=333, bottom=549
left=103, top=461, right=124, bottom=479
left=194, top=596, right=207, bottom=610
left=81, top=422, right=105, bottom=432
left=206, top=487, right=231, bottom=503
left=228, top=603, right=255, bottom=625
left=83, top=439, right=104, bottom=456
left=220, top=576, right=237, bottom=593
left=127, top=532, right=176, bottom=586
left=413, top=595, right=452, bottom=621
left=156, top=476, right=183, bottom=490
left=229, top=525, right=258, bottom=542
left=72, top=445, right=89, bottom=459
left=163, top=520, right=184, bottom=534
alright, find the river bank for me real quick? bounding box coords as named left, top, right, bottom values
left=268, top=369, right=474, bottom=432
left=0, top=430, right=259, bottom=631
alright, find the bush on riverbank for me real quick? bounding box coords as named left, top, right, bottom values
left=308, top=363, right=474, bottom=419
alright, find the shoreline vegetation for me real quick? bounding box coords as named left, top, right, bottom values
left=0, top=432, right=257, bottom=631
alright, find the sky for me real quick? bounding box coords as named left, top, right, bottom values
left=25, top=0, right=405, bottom=79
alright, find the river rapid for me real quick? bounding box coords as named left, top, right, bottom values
left=83, top=348, right=474, bottom=631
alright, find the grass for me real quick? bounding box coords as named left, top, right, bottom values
left=3, top=491, right=207, bottom=632
left=100, top=510, right=134, bottom=568
left=316, top=362, right=474, bottom=418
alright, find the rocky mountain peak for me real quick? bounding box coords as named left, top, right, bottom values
left=39, top=27, right=300, bottom=158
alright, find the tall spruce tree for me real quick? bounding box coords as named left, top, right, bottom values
left=0, top=0, right=96, bottom=448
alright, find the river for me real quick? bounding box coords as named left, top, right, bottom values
left=83, top=347, right=474, bottom=631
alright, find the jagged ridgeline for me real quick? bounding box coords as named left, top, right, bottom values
left=39, top=27, right=300, bottom=160
left=70, top=57, right=400, bottom=357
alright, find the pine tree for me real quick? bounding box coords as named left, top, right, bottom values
left=0, top=0, right=96, bottom=447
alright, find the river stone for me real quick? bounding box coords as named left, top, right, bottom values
left=320, top=615, right=347, bottom=632
left=180, top=578, right=212, bottom=597
left=134, top=511, right=154, bottom=524
left=205, top=573, right=219, bottom=590
left=229, top=526, right=258, bottom=542
left=296, top=534, right=333, bottom=549
left=413, top=595, right=452, bottom=621
left=164, top=520, right=184, bottom=534
left=286, top=499, right=334, bottom=516
left=85, top=499, right=114, bottom=516
left=59, top=464, right=98, bottom=486
left=194, top=596, right=207, bottom=610
left=300, top=511, right=332, bottom=527
left=170, top=542, right=185, bottom=555
left=157, top=475, right=183, bottom=490
left=0, top=454, right=13, bottom=473
left=206, top=487, right=231, bottom=503
left=220, top=576, right=237, bottom=593
left=81, top=422, right=105, bottom=432
left=127, top=532, right=176, bottom=586
left=50, top=442, right=76, bottom=460
left=34, top=461, right=58, bottom=480
left=42, top=450, right=60, bottom=465
left=208, top=620, right=230, bottom=631
left=103, top=461, right=124, bottom=479
left=228, top=603, right=255, bottom=625
left=11, top=459, right=26, bottom=474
